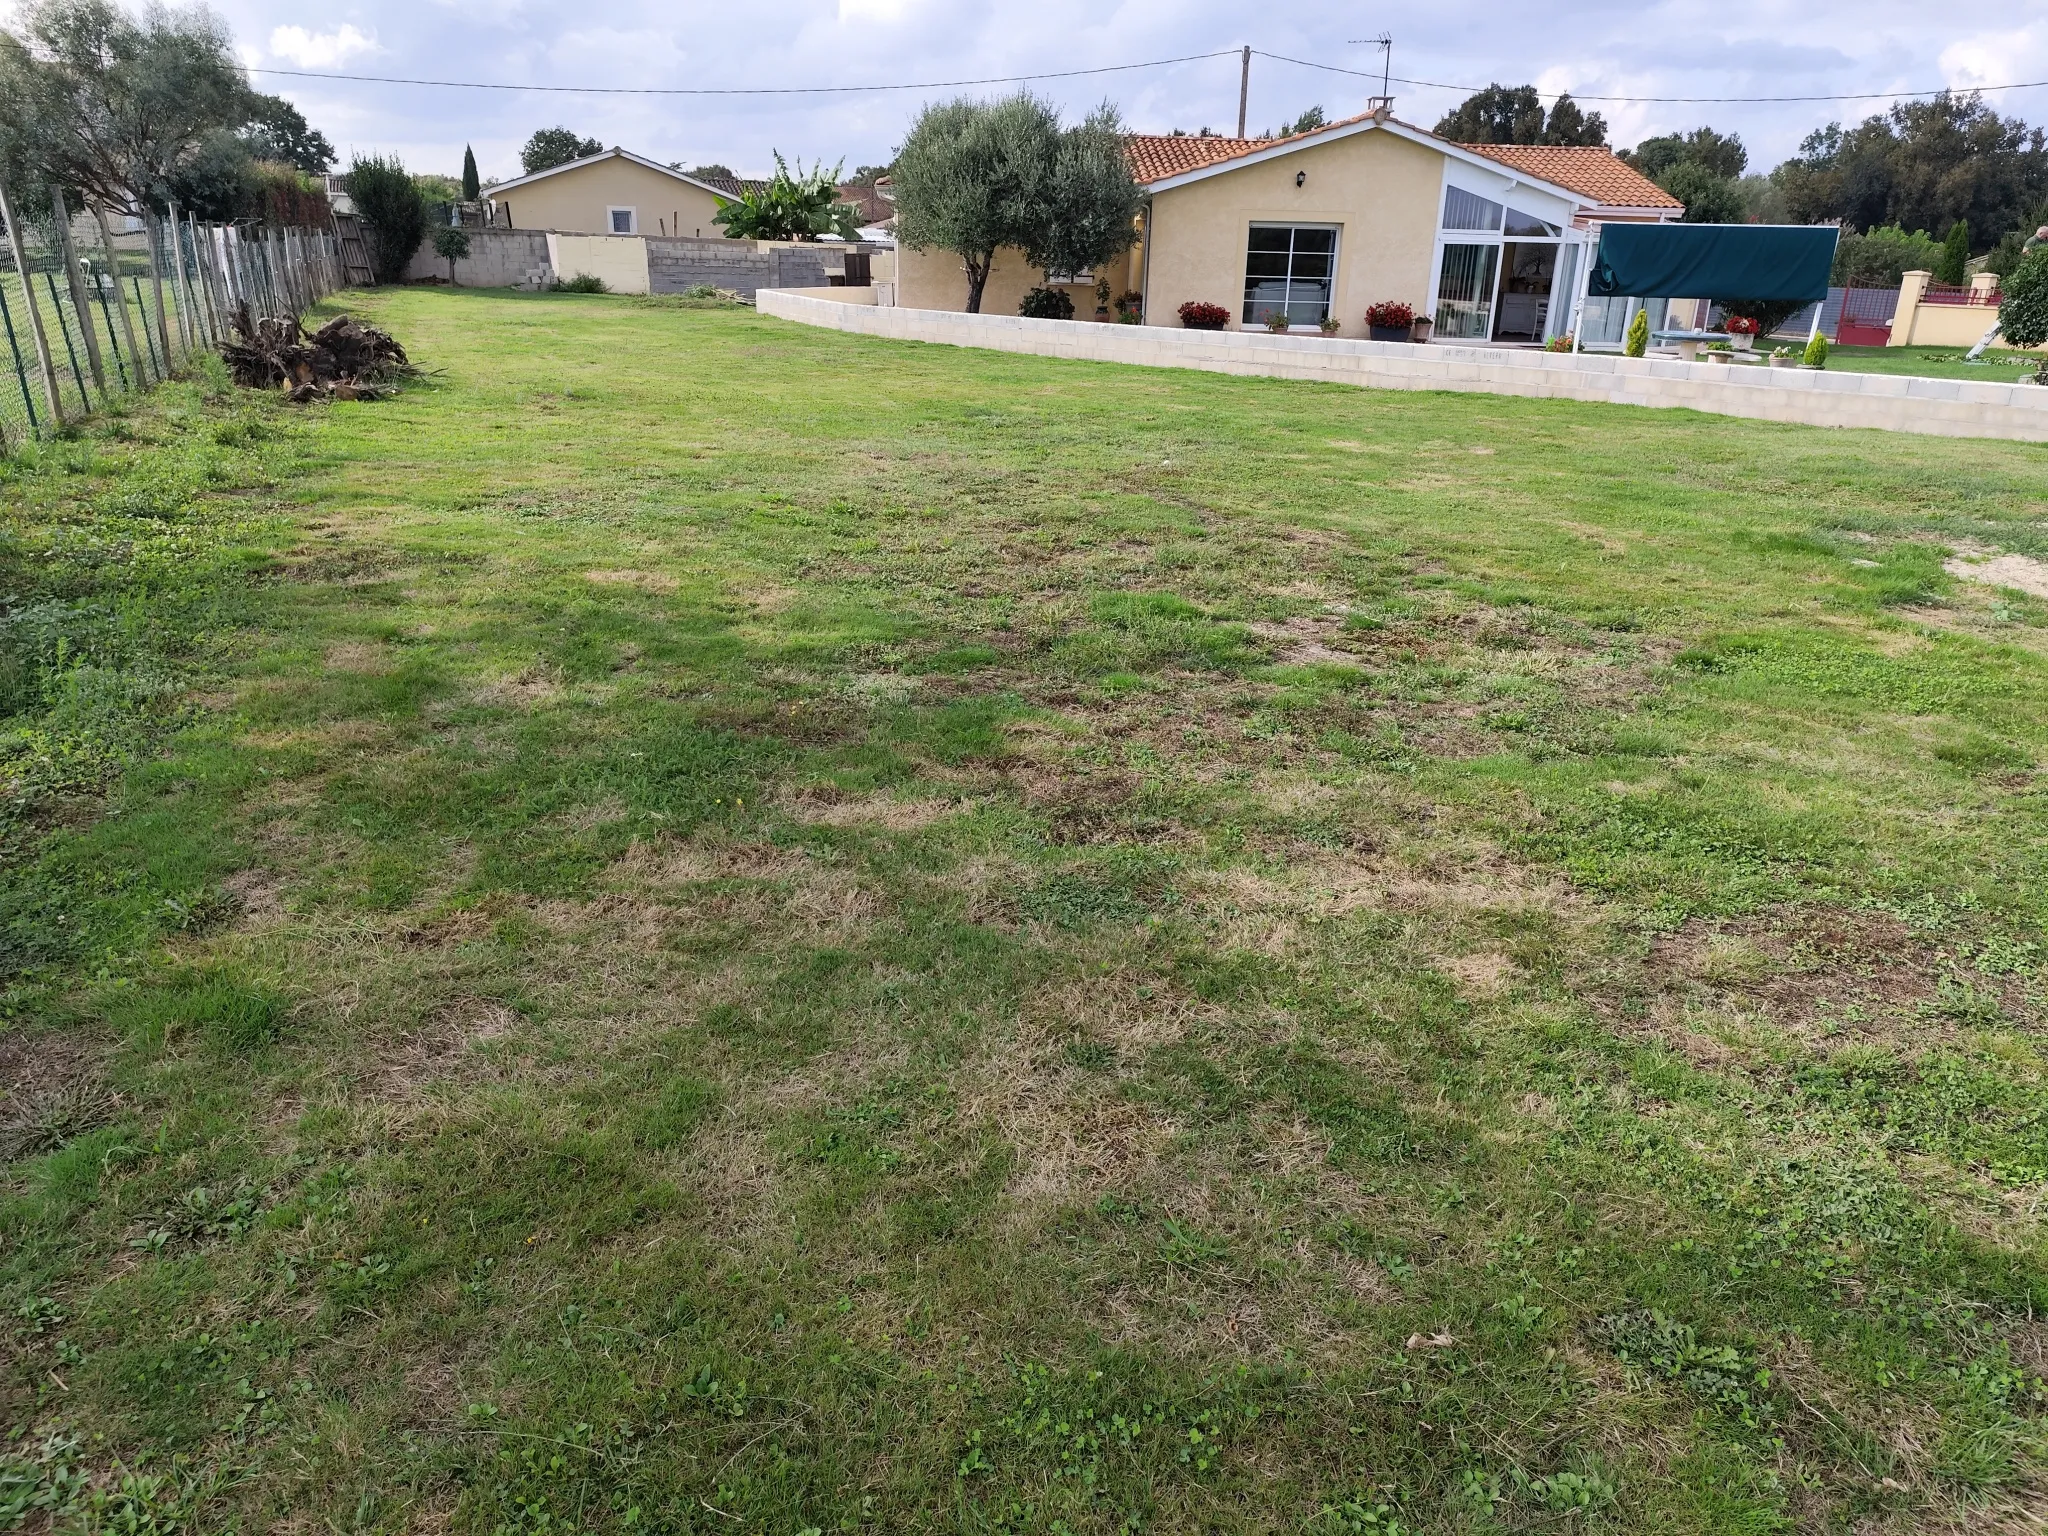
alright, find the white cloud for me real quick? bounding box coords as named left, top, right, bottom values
left=1941, top=24, right=2048, bottom=91
left=268, top=24, right=380, bottom=69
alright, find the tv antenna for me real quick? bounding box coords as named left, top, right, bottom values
left=1348, top=33, right=1394, bottom=112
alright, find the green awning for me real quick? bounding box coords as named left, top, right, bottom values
left=1586, top=223, right=1838, bottom=301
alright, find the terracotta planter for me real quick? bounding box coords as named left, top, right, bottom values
left=1410, top=317, right=1434, bottom=344
left=1368, top=323, right=1411, bottom=343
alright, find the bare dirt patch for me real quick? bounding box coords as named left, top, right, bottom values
left=1246, top=618, right=1360, bottom=668
left=1946, top=552, right=2048, bottom=600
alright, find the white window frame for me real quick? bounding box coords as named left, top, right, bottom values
left=607, top=206, right=638, bottom=235
left=1243, top=221, right=1341, bottom=330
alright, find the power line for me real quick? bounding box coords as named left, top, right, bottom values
left=248, top=48, right=1239, bottom=96
left=246, top=47, right=2048, bottom=109
left=1250, top=49, right=2048, bottom=106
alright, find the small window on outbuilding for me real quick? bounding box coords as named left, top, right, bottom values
left=608, top=207, right=637, bottom=235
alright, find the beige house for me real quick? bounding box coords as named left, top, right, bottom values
left=898, top=113, right=1685, bottom=345
left=486, top=149, right=738, bottom=239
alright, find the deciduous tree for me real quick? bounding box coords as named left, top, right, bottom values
left=520, top=127, right=603, bottom=175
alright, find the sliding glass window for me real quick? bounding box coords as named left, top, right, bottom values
left=1243, top=224, right=1337, bottom=327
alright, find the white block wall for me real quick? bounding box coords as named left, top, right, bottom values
left=756, top=291, right=2048, bottom=443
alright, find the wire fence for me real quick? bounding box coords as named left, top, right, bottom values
left=0, top=179, right=345, bottom=453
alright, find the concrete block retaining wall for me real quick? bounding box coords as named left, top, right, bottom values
left=757, top=290, right=2048, bottom=443
left=644, top=239, right=866, bottom=298
left=404, top=229, right=552, bottom=288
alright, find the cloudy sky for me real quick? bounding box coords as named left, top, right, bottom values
left=89, top=1, right=2048, bottom=182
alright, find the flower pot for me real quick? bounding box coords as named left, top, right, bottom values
left=1410, top=318, right=1433, bottom=344
left=1369, top=324, right=1411, bottom=343
left=1095, top=307, right=1110, bottom=322
left=1730, top=333, right=1754, bottom=351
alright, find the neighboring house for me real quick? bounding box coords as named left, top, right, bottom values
left=483, top=148, right=739, bottom=239
left=898, top=113, right=1686, bottom=344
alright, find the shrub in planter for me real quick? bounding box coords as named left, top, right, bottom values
left=1114, top=289, right=1143, bottom=319
left=1318, top=315, right=1341, bottom=335
left=1020, top=285, right=1076, bottom=320
left=1178, top=300, right=1229, bottom=330
left=1802, top=332, right=1829, bottom=369
left=1544, top=332, right=1575, bottom=352
left=1262, top=310, right=1294, bottom=333
left=1624, top=309, right=1649, bottom=357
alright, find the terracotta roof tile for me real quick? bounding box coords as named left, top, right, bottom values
left=1454, top=144, right=1683, bottom=210
left=1124, top=132, right=1280, bottom=183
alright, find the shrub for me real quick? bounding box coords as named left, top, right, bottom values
left=1318, top=315, right=1341, bottom=334
left=1019, top=285, right=1076, bottom=320
left=1178, top=300, right=1229, bottom=330
left=1803, top=331, right=1829, bottom=368
left=1624, top=308, right=1649, bottom=356
left=1999, top=248, right=2048, bottom=349
left=551, top=272, right=608, bottom=293
left=1263, top=309, right=1294, bottom=332
left=1364, top=300, right=1414, bottom=328
left=1722, top=298, right=1803, bottom=336
left=348, top=155, right=428, bottom=285
left=1114, top=289, right=1143, bottom=317
left=431, top=226, right=470, bottom=283
left=1722, top=313, right=1759, bottom=334
left=1544, top=332, right=1575, bottom=352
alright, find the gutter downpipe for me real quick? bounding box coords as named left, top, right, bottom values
left=1138, top=199, right=1153, bottom=326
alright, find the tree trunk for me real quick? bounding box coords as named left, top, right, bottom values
left=963, top=253, right=991, bottom=315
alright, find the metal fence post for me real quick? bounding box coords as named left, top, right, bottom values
left=50, top=186, right=105, bottom=394
left=0, top=176, right=64, bottom=428
left=93, top=205, right=144, bottom=387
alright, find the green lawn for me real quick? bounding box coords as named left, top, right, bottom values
left=7, top=286, right=2048, bottom=1534
left=1821, top=343, right=2045, bottom=381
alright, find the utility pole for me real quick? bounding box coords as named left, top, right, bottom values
left=1237, top=46, right=1251, bottom=138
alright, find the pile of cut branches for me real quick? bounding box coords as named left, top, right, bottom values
left=219, top=308, right=413, bottom=402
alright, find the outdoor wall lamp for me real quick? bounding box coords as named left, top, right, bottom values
left=1295, top=171, right=1306, bottom=187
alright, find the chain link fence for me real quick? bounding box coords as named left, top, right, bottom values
left=0, top=180, right=344, bottom=453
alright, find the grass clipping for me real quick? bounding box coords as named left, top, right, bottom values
left=220, top=309, right=413, bottom=402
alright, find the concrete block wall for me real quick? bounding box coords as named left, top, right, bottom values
left=757, top=290, right=2048, bottom=444
left=644, top=238, right=880, bottom=298
left=404, top=229, right=552, bottom=288
left=646, top=237, right=774, bottom=296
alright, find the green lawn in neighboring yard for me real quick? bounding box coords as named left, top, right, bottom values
left=1819, top=343, right=2046, bottom=381
left=7, top=287, right=2048, bottom=1534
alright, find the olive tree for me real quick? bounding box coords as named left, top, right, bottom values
left=892, top=93, right=1141, bottom=314
left=0, top=0, right=250, bottom=209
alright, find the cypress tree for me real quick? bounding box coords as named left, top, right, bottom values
left=462, top=145, right=480, bottom=202
left=1935, top=219, right=1970, bottom=285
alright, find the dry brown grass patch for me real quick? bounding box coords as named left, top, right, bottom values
left=780, top=785, right=967, bottom=831
left=584, top=568, right=680, bottom=592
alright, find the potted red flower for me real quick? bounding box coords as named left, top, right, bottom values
left=1178, top=300, right=1229, bottom=330
left=1365, top=300, right=1414, bottom=342
left=1722, top=314, right=1760, bottom=351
